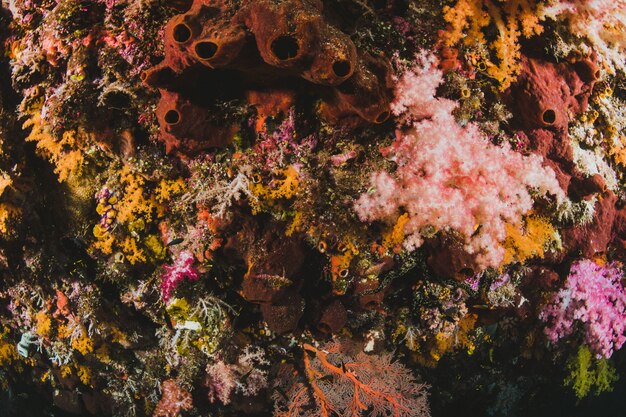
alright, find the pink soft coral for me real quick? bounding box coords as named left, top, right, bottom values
left=161, top=251, right=199, bottom=302
left=355, top=52, right=564, bottom=269
left=153, top=379, right=193, bottom=417
left=540, top=259, right=626, bottom=359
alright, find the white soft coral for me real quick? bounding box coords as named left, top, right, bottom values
left=544, top=0, right=626, bottom=73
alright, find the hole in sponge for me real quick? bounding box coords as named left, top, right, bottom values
left=542, top=109, right=556, bottom=125
left=375, top=111, right=390, bottom=123
left=271, top=35, right=299, bottom=61
left=332, top=60, right=351, bottom=78
left=195, top=41, right=218, bottom=60
left=173, top=23, right=192, bottom=43
left=164, top=110, right=181, bottom=125
left=317, top=323, right=332, bottom=333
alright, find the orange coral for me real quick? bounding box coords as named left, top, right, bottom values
left=501, top=216, right=560, bottom=266
left=442, top=0, right=544, bottom=90
left=22, top=105, right=89, bottom=182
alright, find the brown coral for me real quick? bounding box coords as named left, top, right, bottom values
left=144, top=0, right=393, bottom=154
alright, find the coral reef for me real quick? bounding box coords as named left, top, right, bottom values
left=0, top=0, right=625, bottom=416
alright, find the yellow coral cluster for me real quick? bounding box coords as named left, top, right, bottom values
left=91, top=166, right=185, bottom=264
left=381, top=213, right=410, bottom=253
left=443, top=0, right=544, bottom=90
left=0, top=335, right=20, bottom=367
left=411, top=313, right=478, bottom=368
left=22, top=104, right=89, bottom=182
left=250, top=165, right=300, bottom=214
left=500, top=216, right=560, bottom=266
left=0, top=172, right=19, bottom=234
left=610, top=135, right=626, bottom=167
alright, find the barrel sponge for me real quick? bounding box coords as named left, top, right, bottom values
left=143, top=0, right=393, bottom=154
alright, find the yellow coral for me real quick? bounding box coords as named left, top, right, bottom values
left=0, top=339, right=19, bottom=366
left=0, top=172, right=11, bottom=196
left=501, top=216, right=560, bottom=266
left=250, top=165, right=300, bottom=214
left=443, top=0, right=544, bottom=90
left=22, top=107, right=89, bottom=182
left=35, top=310, right=52, bottom=337
left=382, top=213, right=410, bottom=252
left=121, top=236, right=146, bottom=265
left=95, top=344, right=111, bottom=364
left=155, top=178, right=186, bottom=203
left=71, top=332, right=94, bottom=355
left=610, top=135, right=626, bottom=167
left=77, top=365, right=93, bottom=386
left=60, top=365, right=73, bottom=378
left=91, top=229, right=115, bottom=255
left=91, top=166, right=179, bottom=264
left=116, top=166, right=155, bottom=224
left=286, top=211, right=304, bottom=236
left=0, top=203, right=19, bottom=235
left=420, top=314, right=477, bottom=367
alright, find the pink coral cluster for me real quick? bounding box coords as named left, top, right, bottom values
left=161, top=251, right=199, bottom=302
left=153, top=379, right=193, bottom=417
left=540, top=259, right=626, bottom=358
left=205, top=346, right=269, bottom=405
left=354, top=52, right=564, bottom=269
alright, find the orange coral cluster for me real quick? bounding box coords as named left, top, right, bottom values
left=442, top=0, right=544, bottom=90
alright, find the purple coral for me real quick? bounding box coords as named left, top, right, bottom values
left=540, top=259, right=626, bottom=358
left=161, top=251, right=199, bottom=302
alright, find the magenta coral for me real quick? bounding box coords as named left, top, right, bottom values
left=161, top=251, right=199, bottom=302
left=354, top=52, right=565, bottom=269
left=540, top=259, right=626, bottom=359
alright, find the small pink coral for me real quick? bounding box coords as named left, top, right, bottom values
left=161, top=251, right=199, bottom=302
left=153, top=379, right=193, bottom=417
left=540, top=259, right=626, bottom=358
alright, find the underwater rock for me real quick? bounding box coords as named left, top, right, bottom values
left=426, top=233, right=480, bottom=281
left=561, top=191, right=618, bottom=258
left=260, top=291, right=305, bottom=334
left=509, top=55, right=625, bottom=258
left=353, top=278, right=388, bottom=311
left=155, top=89, right=236, bottom=154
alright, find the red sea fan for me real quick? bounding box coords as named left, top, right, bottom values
left=273, top=342, right=430, bottom=417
